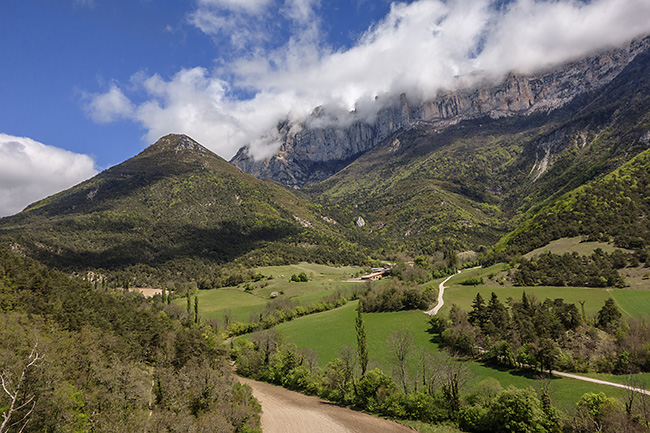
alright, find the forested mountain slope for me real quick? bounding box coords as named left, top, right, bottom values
left=305, top=46, right=650, bottom=254
left=0, top=134, right=375, bottom=285
left=498, top=148, right=650, bottom=257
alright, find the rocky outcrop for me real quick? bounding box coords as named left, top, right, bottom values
left=231, top=37, right=650, bottom=187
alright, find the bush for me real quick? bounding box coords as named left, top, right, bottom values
left=459, top=276, right=484, bottom=286
left=360, top=283, right=434, bottom=312
left=290, top=272, right=309, bottom=282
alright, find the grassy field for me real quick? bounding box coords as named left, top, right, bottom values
left=524, top=237, right=632, bottom=258
left=207, top=262, right=648, bottom=412
left=265, top=300, right=629, bottom=411
left=609, top=289, right=650, bottom=318
left=441, top=285, right=613, bottom=318
left=179, top=288, right=268, bottom=323
left=439, top=264, right=650, bottom=319
left=176, top=263, right=368, bottom=323
left=250, top=263, right=363, bottom=298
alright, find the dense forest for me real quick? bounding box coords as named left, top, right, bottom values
left=436, top=292, right=650, bottom=375
left=0, top=245, right=261, bottom=433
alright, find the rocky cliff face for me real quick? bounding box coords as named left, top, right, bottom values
left=231, top=37, right=650, bottom=187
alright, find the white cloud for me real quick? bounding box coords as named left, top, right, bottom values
left=74, top=0, right=95, bottom=8
left=188, top=0, right=276, bottom=49
left=85, top=84, right=134, bottom=123
left=87, top=0, right=650, bottom=161
left=477, top=0, right=650, bottom=75
left=197, top=0, right=272, bottom=15
left=0, top=134, right=98, bottom=217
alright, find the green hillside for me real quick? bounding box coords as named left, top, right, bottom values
left=306, top=50, right=650, bottom=256
left=0, top=135, right=376, bottom=285
left=498, top=148, right=650, bottom=256
left=0, top=244, right=261, bottom=432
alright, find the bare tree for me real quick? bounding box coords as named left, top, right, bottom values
left=251, top=329, right=283, bottom=366
left=223, top=309, right=232, bottom=327
left=1, top=342, right=43, bottom=433
left=440, top=354, right=470, bottom=416
left=339, top=345, right=358, bottom=389
left=418, top=348, right=443, bottom=396
left=625, top=375, right=650, bottom=427
left=388, top=330, right=414, bottom=394
left=301, top=348, right=319, bottom=375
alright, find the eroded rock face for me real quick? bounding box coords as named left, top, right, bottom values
left=231, top=38, right=649, bottom=187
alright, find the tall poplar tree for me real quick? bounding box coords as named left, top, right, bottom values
left=355, top=303, right=369, bottom=379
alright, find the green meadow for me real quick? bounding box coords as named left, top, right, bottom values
left=524, top=237, right=632, bottom=258
left=177, top=263, right=367, bottom=323
left=175, top=288, right=267, bottom=323
left=609, top=289, right=650, bottom=318
left=441, top=285, right=613, bottom=318
left=440, top=263, right=650, bottom=319
left=268, top=299, right=627, bottom=411
left=250, top=262, right=363, bottom=298
left=203, top=262, right=650, bottom=412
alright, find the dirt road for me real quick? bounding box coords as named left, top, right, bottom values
left=425, top=273, right=456, bottom=316
left=238, top=377, right=414, bottom=433
left=552, top=371, right=650, bottom=395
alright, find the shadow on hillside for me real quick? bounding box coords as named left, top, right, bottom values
left=22, top=219, right=302, bottom=271
left=479, top=361, right=560, bottom=381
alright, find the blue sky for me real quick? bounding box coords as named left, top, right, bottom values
left=1, top=0, right=650, bottom=217
left=0, top=0, right=393, bottom=168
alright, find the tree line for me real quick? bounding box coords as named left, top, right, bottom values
left=434, top=291, right=650, bottom=375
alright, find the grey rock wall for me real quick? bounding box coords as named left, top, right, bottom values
left=231, top=37, right=649, bottom=187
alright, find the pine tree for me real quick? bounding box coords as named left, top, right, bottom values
left=194, top=295, right=199, bottom=324
left=468, top=293, right=486, bottom=327
left=596, top=298, right=621, bottom=331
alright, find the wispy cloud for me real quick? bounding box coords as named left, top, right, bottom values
left=85, top=0, right=650, bottom=161
left=197, top=0, right=273, bottom=15
left=0, top=134, right=98, bottom=217
left=85, top=84, right=135, bottom=123
left=73, top=0, right=95, bottom=8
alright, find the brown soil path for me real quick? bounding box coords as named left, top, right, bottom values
left=237, top=377, right=414, bottom=433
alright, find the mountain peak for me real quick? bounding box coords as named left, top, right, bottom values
left=147, top=133, right=211, bottom=155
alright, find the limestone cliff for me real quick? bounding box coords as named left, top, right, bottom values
left=231, top=37, right=649, bottom=187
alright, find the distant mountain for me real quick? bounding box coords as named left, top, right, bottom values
left=0, top=134, right=373, bottom=284
left=3, top=39, right=650, bottom=283
left=303, top=40, right=650, bottom=253
left=232, top=37, right=650, bottom=188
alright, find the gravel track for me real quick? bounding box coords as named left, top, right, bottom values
left=237, top=377, right=414, bottom=433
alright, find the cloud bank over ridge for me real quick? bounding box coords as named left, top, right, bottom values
left=0, top=134, right=98, bottom=217
left=86, top=0, right=650, bottom=161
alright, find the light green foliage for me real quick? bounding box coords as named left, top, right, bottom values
left=0, top=245, right=262, bottom=432
left=576, top=392, right=617, bottom=420
left=488, top=386, right=548, bottom=433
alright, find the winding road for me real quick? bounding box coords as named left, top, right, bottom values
left=425, top=272, right=457, bottom=316
left=238, top=377, right=414, bottom=433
